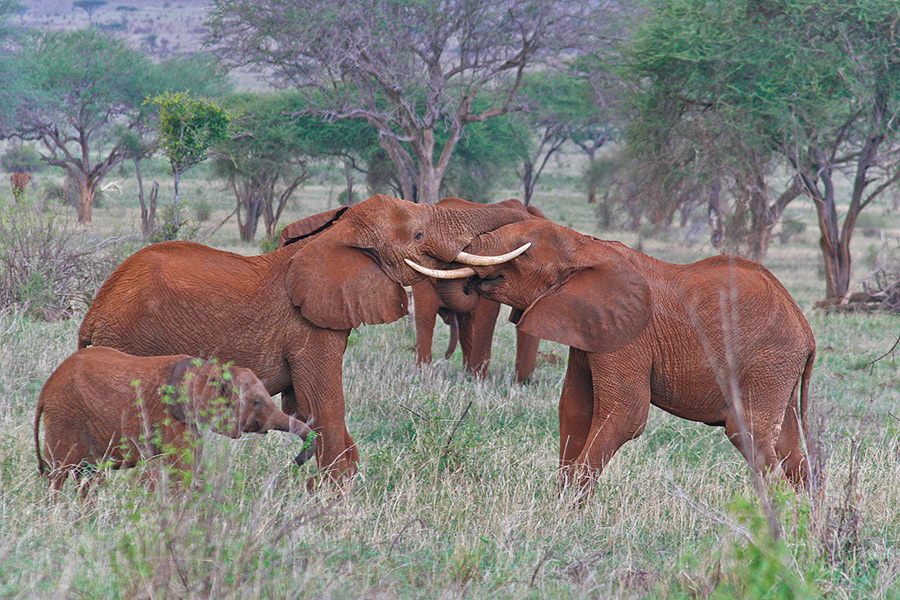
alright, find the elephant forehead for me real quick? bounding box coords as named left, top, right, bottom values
left=348, top=199, right=426, bottom=238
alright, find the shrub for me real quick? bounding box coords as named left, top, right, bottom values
left=0, top=146, right=43, bottom=174
left=0, top=195, right=137, bottom=319
left=149, top=202, right=200, bottom=243
left=193, top=197, right=212, bottom=222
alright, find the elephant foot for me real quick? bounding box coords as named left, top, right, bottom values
left=557, top=464, right=599, bottom=504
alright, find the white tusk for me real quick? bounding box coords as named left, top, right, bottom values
left=454, top=242, right=531, bottom=266
left=404, top=259, right=476, bottom=279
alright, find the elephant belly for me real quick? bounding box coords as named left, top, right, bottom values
left=649, top=368, right=730, bottom=425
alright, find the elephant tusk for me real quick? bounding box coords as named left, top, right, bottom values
left=404, top=259, right=476, bottom=279
left=454, top=243, right=531, bottom=266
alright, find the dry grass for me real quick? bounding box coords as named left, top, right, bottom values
left=1, top=169, right=899, bottom=598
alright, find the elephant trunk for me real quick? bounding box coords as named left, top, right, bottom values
left=428, top=230, right=514, bottom=313
left=434, top=278, right=481, bottom=313
left=428, top=206, right=530, bottom=262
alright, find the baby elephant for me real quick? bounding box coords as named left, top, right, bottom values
left=34, top=347, right=316, bottom=492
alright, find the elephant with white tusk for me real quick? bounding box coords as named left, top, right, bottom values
left=78, top=194, right=532, bottom=486
left=416, top=219, right=816, bottom=497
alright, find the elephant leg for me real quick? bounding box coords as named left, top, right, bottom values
left=281, top=387, right=312, bottom=422
left=459, top=299, right=500, bottom=378
left=289, top=329, right=358, bottom=485
left=558, top=349, right=594, bottom=485
left=724, top=403, right=784, bottom=482
left=514, top=330, right=540, bottom=383
left=775, top=386, right=808, bottom=490
left=412, top=281, right=439, bottom=365
left=566, top=351, right=651, bottom=496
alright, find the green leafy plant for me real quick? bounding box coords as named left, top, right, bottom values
left=149, top=91, right=231, bottom=232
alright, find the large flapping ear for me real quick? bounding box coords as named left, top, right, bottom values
left=286, top=227, right=408, bottom=330
left=277, top=207, right=347, bottom=249
left=163, top=356, right=197, bottom=424
left=516, top=256, right=652, bottom=354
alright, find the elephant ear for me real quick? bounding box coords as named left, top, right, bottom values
left=163, top=356, right=197, bottom=424
left=277, top=207, right=347, bottom=248
left=286, top=232, right=408, bottom=330
left=516, top=259, right=651, bottom=354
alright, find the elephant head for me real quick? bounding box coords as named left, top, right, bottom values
left=419, top=220, right=653, bottom=354
left=284, top=194, right=532, bottom=330
left=166, top=360, right=314, bottom=444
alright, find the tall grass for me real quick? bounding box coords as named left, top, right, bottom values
left=1, top=177, right=899, bottom=598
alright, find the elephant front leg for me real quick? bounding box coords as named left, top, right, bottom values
left=459, top=298, right=501, bottom=378
left=289, top=330, right=358, bottom=488
left=558, top=348, right=594, bottom=487
left=565, top=350, right=651, bottom=498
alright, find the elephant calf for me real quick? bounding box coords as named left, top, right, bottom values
left=34, top=347, right=315, bottom=492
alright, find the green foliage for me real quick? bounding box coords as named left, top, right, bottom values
left=712, top=495, right=822, bottom=600
left=193, top=197, right=212, bottom=222
left=0, top=145, right=42, bottom=174
left=154, top=52, right=233, bottom=99
left=150, top=91, right=232, bottom=180
left=440, top=106, right=525, bottom=202
left=149, top=201, right=199, bottom=243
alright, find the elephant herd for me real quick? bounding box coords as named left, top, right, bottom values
left=34, top=194, right=816, bottom=498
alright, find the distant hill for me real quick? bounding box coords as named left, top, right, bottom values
left=18, top=0, right=211, bottom=58
left=16, top=0, right=273, bottom=89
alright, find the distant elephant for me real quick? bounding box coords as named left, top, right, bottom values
left=410, top=219, right=816, bottom=494
left=35, top=346, right=315, bottom=493
left=410, top=198, right=545, bottom=382
left=78, top=194, right=531, bottom=483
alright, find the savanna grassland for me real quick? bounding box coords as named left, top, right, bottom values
left=1, top=161, right=899, bottom=599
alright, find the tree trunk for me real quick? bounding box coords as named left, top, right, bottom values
left=173, top=170, right=183, bottom=230
left=134, top=158, right=152, bottom=237
left=239, top=196, right=261, bottom=242
left=343, top=160, right=355, bottom=205
left=522, top=161, right=535, bottom=207
left=76, top=174, right=95, bottom=224
left=148, top=181, right=159, bottom=234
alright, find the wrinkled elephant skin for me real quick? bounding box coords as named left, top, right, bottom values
left=412, top=197, right=544, bottom=382
left=78, top=195, right=531, bottom=485
left=431, top=220, right=816, bottom=496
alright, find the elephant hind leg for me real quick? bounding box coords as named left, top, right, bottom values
left=724, top=408, right=784, bottom=482
left=775, top=391, right=808, bottom=490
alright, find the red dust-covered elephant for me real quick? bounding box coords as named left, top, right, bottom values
left=408, top=197, right=545, bottom=383
left=78, top=195, right=531, bottom=484
left=409, top=219, right=816, bottom=495
left=35, top=347, right=315, bottom=493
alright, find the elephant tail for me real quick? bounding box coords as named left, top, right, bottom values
left=34, top=397, right=47, bottom=477
left=77, top=312, right=95, bottom=350
left=799, top=349, right=815, bottom=437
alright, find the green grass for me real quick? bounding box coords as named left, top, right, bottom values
left=1, top=172, right=900, bottom=598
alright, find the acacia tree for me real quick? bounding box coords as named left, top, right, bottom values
left=214, top=92, right=314, bottom=242
left=151, top=91, right=231, bottom=229
left=511, top=70, right=612, bottom=206
left=10, top=29, right=155, bottom=223
left=206, top=0, right=596, bottom=204
left=625, top=0, right=900, bottom=295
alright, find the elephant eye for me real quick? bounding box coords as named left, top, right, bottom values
left=414, top=232, right=423, bottom=240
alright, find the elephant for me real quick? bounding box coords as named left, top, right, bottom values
left=34, top=346, right=315, bottom=493
left=78, top=194, right=532, bottom=484
left=409, top=219, right=816, bottom=494
left=408, top=198, right=545, bottom=382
